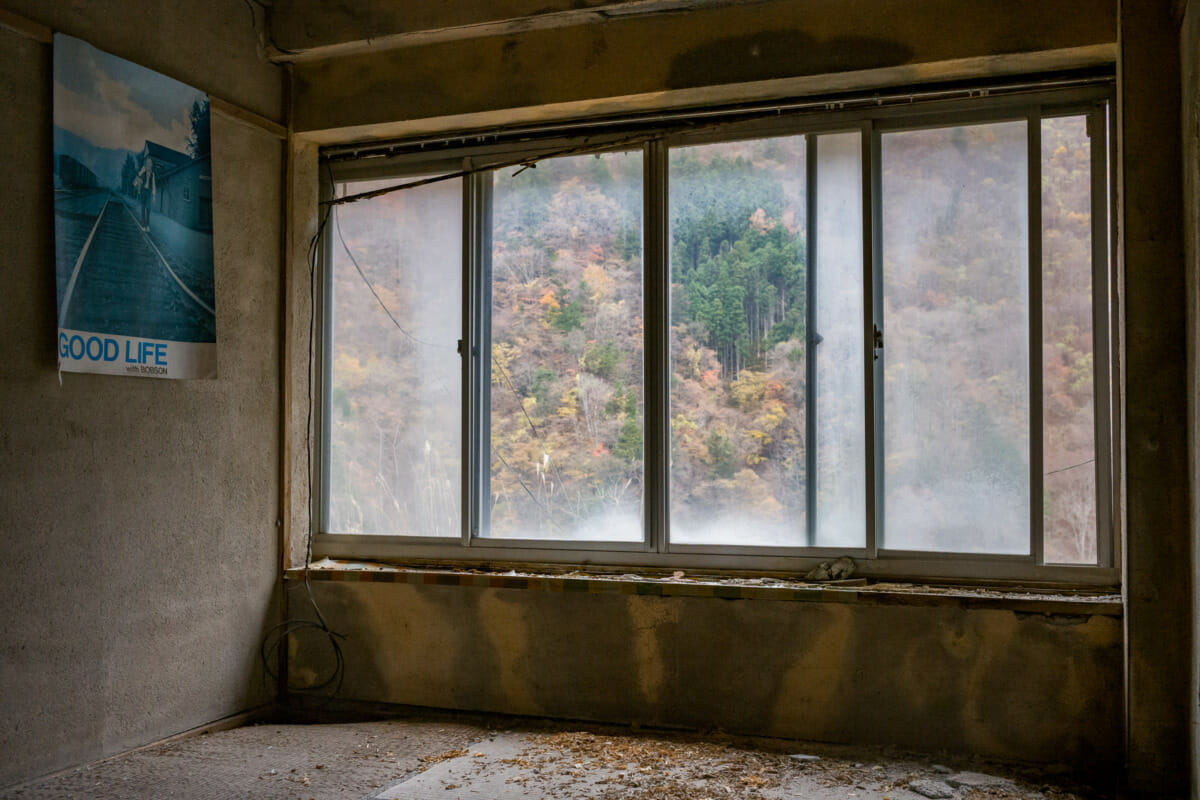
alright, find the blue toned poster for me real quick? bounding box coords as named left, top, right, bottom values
left=53, top=34, right=216, bottom=379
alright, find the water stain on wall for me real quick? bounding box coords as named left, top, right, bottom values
left=666, top=31, right=914, bottom=90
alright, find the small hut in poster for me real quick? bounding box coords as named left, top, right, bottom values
left=53, top=34, right=216, bottom=379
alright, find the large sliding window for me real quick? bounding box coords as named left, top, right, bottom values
left=318, top=83, right=1116, bottom=582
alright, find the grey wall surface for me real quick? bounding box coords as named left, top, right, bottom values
left=1184, top=0, right=1200, bottom=794
left=292, top=582, right=1123, bottom=771
left=280, top=0, right=1146, bottom=785
left=1119, top=1, right=1192, bottom=792
left=0, top=1, right=285, bottom=789
left=289, top=0, right=1116, bottom=141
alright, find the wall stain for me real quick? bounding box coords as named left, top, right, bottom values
left=478, top=589, right=540, bottom=714
left=295, top=585, right=1122, bottom=768
left=627, top=597, right=681, bottom=705
left=666, top=31, right=914, bottom=90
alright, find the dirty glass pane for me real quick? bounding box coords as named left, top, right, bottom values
left=485, top=151, right=644, bottom=541
left=814, top=132, right=866, bottom=547
left=1042, top=115, right=1098, bottom=564
left=669, top=135, right=808, bottom=546
left=882, top=120, right=1030, bottom=554
left=326, top=176, right=462, bottom=536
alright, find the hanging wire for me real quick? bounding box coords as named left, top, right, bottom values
left=328, top=157, right=585, bottom=532
left=259, top=178, right=346, bottom=705
left=1045, top=458, right=1096, bottom=477
left=320, top=128, right=672, bottom=209
left=332, top=204, right=449, bottom=350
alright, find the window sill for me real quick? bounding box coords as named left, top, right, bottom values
left=286, top=559, right=1122, bottom=617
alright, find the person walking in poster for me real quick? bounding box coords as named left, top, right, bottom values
left=134, top=152, right=153, bottom=232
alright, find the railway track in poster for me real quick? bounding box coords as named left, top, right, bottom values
left=58, top=191, right=215, bottom=341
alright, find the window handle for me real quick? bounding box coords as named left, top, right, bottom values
left=873, top=324, right=883, bottom=361
left=812, top=332, right=823, bottom=346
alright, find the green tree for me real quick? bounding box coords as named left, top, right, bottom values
left=614, top=394, right=643, bottom=463
left=186, top=99, right=211, bottom=159
left=705, top=429, right=737, bottom=479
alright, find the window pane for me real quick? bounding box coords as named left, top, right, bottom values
left=486, top=152, right=643, bottom=541
left=815, top=132, right=866, bottom=547
left=882, top=121, right=1030, bottom=554
left=1042, top=116, right=1097, bottom=564
left=326, top=177, right=462, bottom=536
left=669, top=136, right=808, bottom=546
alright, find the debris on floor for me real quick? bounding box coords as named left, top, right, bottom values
left=374, top=728, right=1105, bottom=800
left=803, top=556, right=857, bottom=582
left=909, top=778, right=956, bottom=798
left=5, top=712, right=1110, bottom=800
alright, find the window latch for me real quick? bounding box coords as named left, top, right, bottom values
left=873, top=324, right=883, bottom=361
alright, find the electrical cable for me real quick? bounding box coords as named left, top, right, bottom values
left=1045, top=458, right=1096, bottom=477
left=332, top=204, right=449, bottom=350
left=329, top=162, right=583, bottom=530
left=321, top=128, right=668, bottom=209
left=258, top=183, right=346, bottom=706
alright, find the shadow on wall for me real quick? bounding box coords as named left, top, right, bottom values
left=666, top=31, right=915, bottom=89
left=287, top=582, right=1121, bottom=774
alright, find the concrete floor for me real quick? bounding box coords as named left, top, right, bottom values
left=3, top=711, right=1109, bottom=800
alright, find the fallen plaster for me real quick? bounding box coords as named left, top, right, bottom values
left=301, top=558, right=1122, bottom=608
left=8, top=714, right=1109, bottom=800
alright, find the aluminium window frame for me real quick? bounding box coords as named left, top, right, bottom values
left=312, top=81, right=1119, bottom=586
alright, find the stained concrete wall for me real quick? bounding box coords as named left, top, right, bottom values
left=1119, top=1, right=1192, bottom=793
left=1184, top=0, right=1200, bottom=794
left=289, top=0, right=1116, bottom=142
left=292, top=582, right=1123, bottom=770
left=280, top=0, right=1137, bottom=782
left=0, top=0, right=285, bottom=789
left=271, top=0, right=680, bottom=55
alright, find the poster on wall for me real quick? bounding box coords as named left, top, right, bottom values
left=52, top=34, right=216, bottom=379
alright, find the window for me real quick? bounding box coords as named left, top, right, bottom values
left=487, top=151, right=644, bottom=542
left=317, top=82, right=1116, bottom=582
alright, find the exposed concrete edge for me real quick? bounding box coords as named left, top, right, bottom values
left=0, top=705, right=275, bottom=795
left=211, top=96, right=288, bottom=140
left=285, top=565, right=1122, bottom=616
left=266, top=0, right=768, bottom=63
left=293, top=43, right=1117, bottom=145
left=0, top=7, right=51, bottom=43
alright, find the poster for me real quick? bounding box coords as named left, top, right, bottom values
left=53, top=34, right=216, bottom=379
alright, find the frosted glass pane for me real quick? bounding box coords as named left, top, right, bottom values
left=882, top=121, right=1030, bottom=554
left=486, top=151, right=643, bottom=541
left=1042, top=116, right=1097, bottom=564
left=327, top=177, right=462, bottom=536
left=669, top=136, right=808, bottom=546
left=814, top=132, right=866, bottom=547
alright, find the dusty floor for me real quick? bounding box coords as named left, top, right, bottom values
left=4, top=711, right=1111, bottom=800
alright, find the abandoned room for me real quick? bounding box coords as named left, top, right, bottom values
left=1, top=0, right=1198, bottom=797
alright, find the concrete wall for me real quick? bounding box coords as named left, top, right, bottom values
left=1119, top=1, right=1192, bottom=792
left=281, top=0, right=1137, bottom=778
left=1184, top=0, right=1200, bottom=794
left=293, top=582, right=1123, bottom=770
left=0, top=1, right=285, bottom=789
left=270, top=0, right=718, bottom=55
left=289, top=0, right=1116, bottom=143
